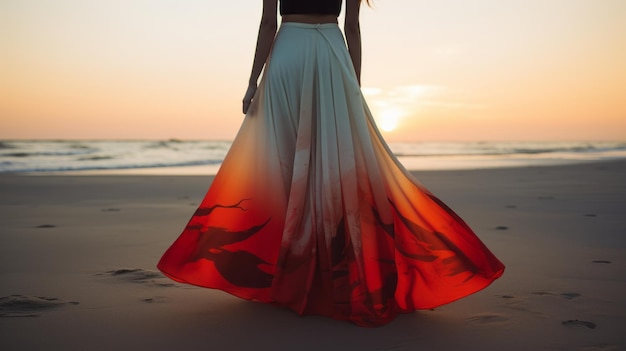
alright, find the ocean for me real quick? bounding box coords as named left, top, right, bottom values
left=1, top=140, right=625, bottom=175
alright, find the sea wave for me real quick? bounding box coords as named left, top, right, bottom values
left=1, top=140, right=624, bottom=173
left=4, top=159, right=223, bottom=173
left=0, top=141, right=17, bottom=149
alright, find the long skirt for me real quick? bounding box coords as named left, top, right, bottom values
left=157, top=22, right=505, bottom=327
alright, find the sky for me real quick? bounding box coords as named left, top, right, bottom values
left=1, top=0, right=625, bottom=142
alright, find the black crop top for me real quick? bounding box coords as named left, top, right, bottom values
left=280, top=0, right=342, bottom=16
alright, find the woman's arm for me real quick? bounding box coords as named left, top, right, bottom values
left=344, top=0, right=362, bottom=85
left=243, top=0, right=278, bottom=114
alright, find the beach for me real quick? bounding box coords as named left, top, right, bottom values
left=1, top=160, right=625, bottom=350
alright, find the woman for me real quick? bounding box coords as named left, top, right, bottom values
left=158, top=0, right=504, bottom=327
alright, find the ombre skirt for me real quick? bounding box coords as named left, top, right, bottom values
left=157, top=23, right=504, bottom=327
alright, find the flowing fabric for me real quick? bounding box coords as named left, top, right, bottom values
left=158, top=23, right=504, bottom=327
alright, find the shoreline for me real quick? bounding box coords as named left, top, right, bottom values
left=7, top=155, right=626, bottom=177
left=1, top=159, right=625, bottom=350
left=3, top=139, right=625, bottom=176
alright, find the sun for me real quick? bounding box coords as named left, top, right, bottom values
left=377, top=108, right=403, bottom=132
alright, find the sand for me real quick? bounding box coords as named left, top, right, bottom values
left=1, top=160, right=624, bottom=350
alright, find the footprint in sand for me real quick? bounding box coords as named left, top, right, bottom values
left=497, top=295, right=545, bottom=316
left=560, top=292, right=581, bottom=300
left=495, top=226, right=509, bottom=230
left=101, top=208, right=121, bottom=212
left=562, top=319, right=596, bottom=329
left=141, top=296, right=170, bottom=303
left=0, top=295, right=79, bottom=317
left=35, top=224, right=56, bottom=228
left=100, top=268, right=176, bottom=287
left=532, top=291, right=582, bottom=300
left=592, top=260, right=612, bottom=264
left=466, top=313, right=508, bottom=324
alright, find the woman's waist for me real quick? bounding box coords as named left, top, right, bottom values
left=281, top=14, right=338, bottom=24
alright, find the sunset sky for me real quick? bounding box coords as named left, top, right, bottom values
left=1, top=0, right=625, bottom=141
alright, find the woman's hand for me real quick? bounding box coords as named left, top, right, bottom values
left=242, top=83, right=258, bottom=114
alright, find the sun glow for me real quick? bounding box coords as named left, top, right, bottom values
left=365, top=84, right=442, bottom=134
left=377, top=108, right=403, bottom=132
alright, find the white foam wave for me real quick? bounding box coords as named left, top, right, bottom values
left=1, top=140, right=624, bottom=174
